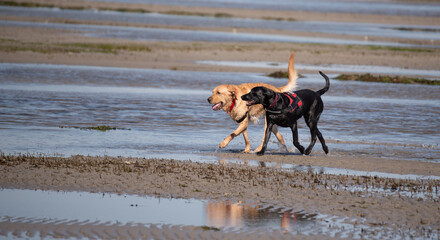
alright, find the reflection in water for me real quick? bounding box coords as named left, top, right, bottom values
left=206, top=201, right=247, bottom=229
left=0, top=189, right=316, bottom=235
left=205, top=200, right=316, bottom=232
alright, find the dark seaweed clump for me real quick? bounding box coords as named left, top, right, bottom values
left=335, top=74, right=439, bottom=85
left=267, top=71, right=304, bottom=79
left=59, top=125, right=130, bottom=131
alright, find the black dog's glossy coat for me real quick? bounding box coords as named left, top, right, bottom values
left=241, top=71, right=330, bottom=156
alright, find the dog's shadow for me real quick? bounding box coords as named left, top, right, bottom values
left=215, top=148, right=304, bottom=156
left=260, top=151, right=303, bottom=156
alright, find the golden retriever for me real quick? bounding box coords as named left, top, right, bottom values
left=207, top=52, right=298, bottom=153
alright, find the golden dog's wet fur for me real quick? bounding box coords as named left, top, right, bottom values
left=208, top=52, right=298, bottom=153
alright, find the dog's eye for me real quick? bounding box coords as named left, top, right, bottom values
left=217, top=91, right=221, bottom=94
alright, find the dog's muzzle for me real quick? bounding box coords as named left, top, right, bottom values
left=208, top=97, right=222, bottom=111
left=212, top=103, right=222, bottom=111
left=246, top=100, right=256, bottom=106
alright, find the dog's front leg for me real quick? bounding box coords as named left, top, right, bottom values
left=272, top=125, right=288, bottom=152
left=257, top=120, right=274, bottom=156
left=255, top=117, right=287, bottom=153
left=219, top=118, right=248, bottom=150
left=290, top=121, right=305, bottom=154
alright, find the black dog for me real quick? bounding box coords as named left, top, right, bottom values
left=241, top=71, right=330, bottom=156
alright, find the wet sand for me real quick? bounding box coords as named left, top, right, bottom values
left=1, top=155, right=439, bottom=239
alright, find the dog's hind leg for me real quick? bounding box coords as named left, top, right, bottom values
left=242, top=129, right=251, bottom=153
left=315, top=128, right=329, bottom=154
left=290, top=121, right=305, bottom=154
left=304, top=113, right=322, bottom=155
left=305, top=124, right=328, bottom=155
left=272, top=125, right=288, bottom=152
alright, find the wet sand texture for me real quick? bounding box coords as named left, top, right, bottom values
left=1, top=155, right=439, bottom=238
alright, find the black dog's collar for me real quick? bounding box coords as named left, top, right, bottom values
left=268, top=93, right=279, bottom=109
left=266, top=109, right=283, bottom=114
left=236, top=112, right=248, bottom=123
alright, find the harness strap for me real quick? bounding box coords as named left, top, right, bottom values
left=283, top=93, right=302, bottom=112
left=236, top=112, right=248, bottom=123
left=284, top=93, right=294, bottom=106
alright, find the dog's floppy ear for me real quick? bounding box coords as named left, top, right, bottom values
left=227, top=85, right=238, bottom=99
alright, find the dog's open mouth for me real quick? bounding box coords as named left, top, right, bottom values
left=212, top=102, right=223, bottom=111
left=246, top=100, right=256, bottom=106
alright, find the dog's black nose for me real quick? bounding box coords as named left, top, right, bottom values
left=207, top=97, right=212, bottom=103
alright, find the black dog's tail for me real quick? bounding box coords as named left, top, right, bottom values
left=317, top=71, right=330, bottom=96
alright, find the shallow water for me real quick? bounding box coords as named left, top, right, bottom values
left=1, top=6, right=439, bottom=41
left=0, top=63, right=439, bottom=164
left=1, top=20, right=433, bottom=48
left=88, top=0, right=440, bottom=17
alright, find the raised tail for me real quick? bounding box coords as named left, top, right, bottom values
left=317, top=71, right=330, bottom=96
left=279, top=52, right=297, bottom=92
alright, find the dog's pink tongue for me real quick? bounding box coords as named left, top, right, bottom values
left=212, top=103, right=221, bottom=111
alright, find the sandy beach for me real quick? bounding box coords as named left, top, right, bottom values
left=0, top=0, right=439, bottom=239
left=1, top=0, right=439, bottom=73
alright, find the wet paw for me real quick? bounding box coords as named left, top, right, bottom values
left=280, top=144, right=289, bottom=153
left=254, top=145, right=263, bottom=153
left=256, top=150, right=265, bottom=156
left=304, top=148, right=312, bottom=155
left=219, top=140, right=228, bottom=149
left=296, top=146, right=305, bottom=155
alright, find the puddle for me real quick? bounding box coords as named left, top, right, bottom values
left=197, top=60, right=440, bottom=78
left=0, top=20, right=434, bottom=48
left=0, top=189, right=436, bottom=239
left=0, top=189, right=316, bottom=234
left=2, top=6, right=439, bottom=41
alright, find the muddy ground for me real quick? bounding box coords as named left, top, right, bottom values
left=1, top=155, right=439, bottom=238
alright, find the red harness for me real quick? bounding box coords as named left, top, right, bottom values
left=267, top=92, right=302, bottom=113
left=283, top=93, right=302, bottom=112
